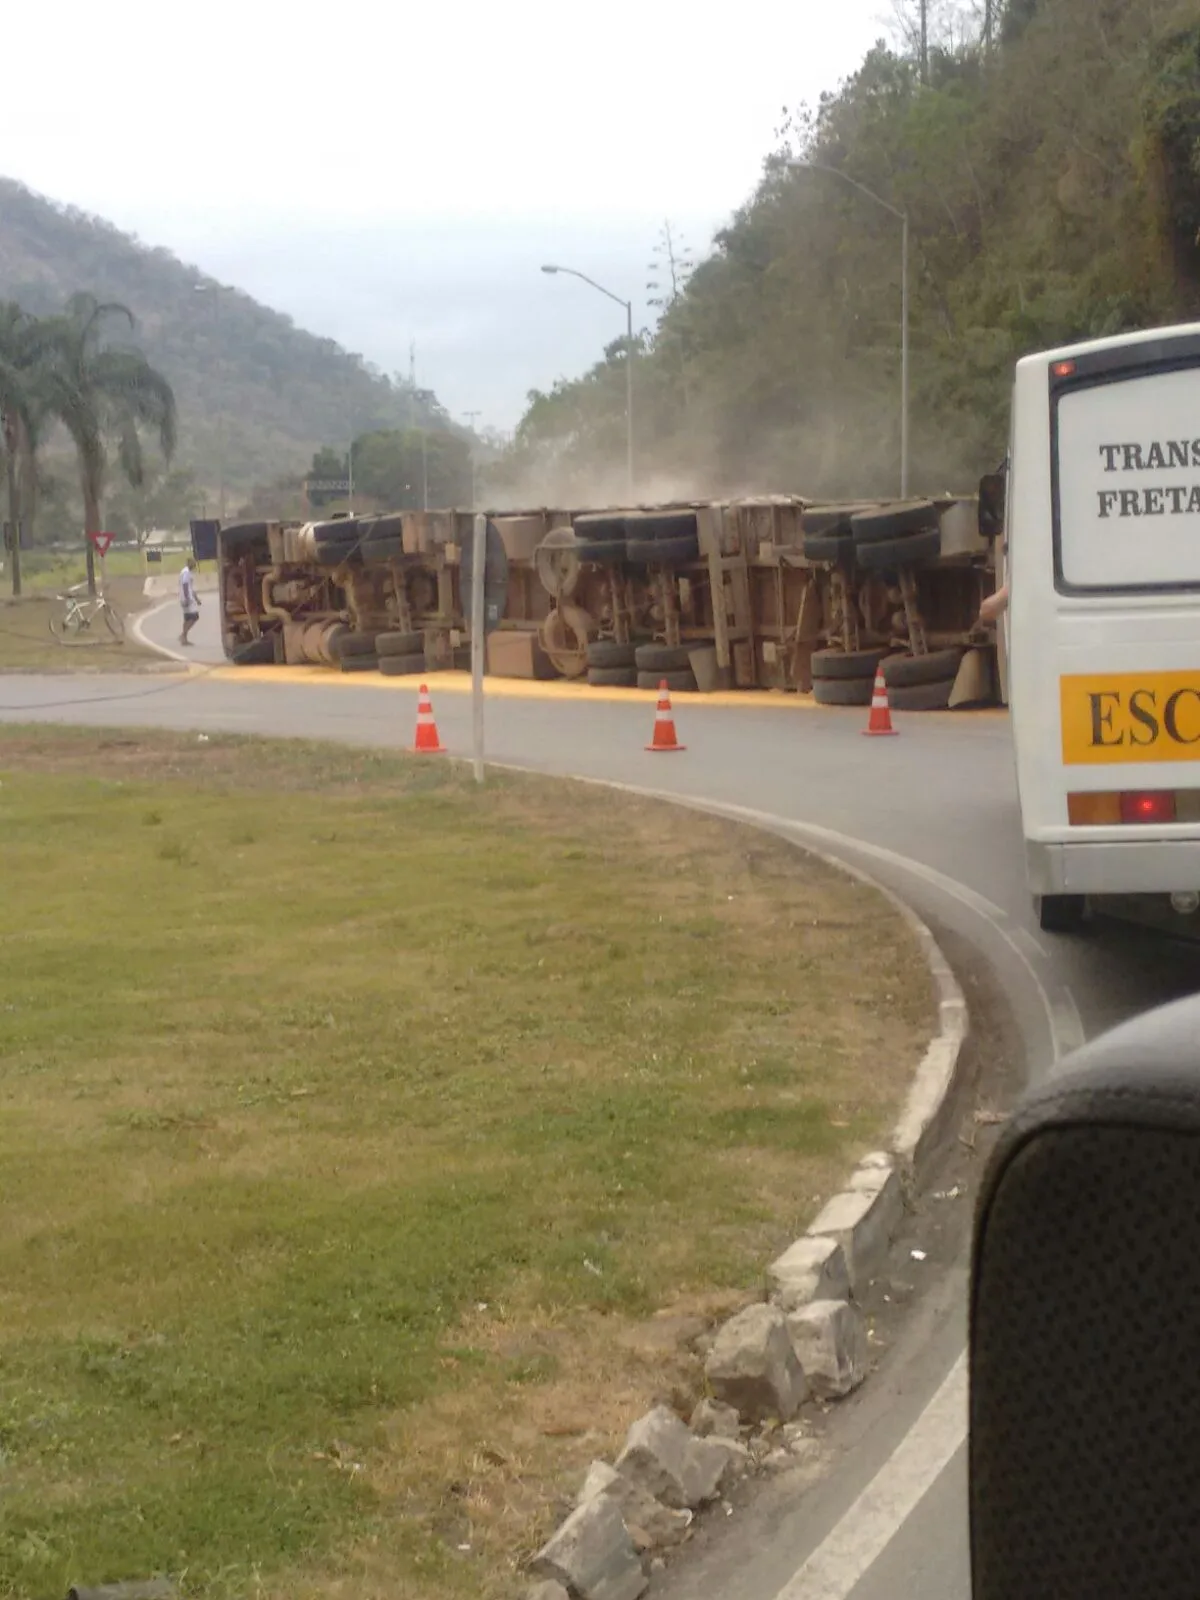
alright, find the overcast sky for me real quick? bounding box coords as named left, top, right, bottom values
left=4, top=1, right=894, bottom=431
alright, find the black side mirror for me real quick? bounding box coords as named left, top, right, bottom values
left=977, top=473, right=1005, bottom=540
left=970, top=995, right=1200, bottom=1600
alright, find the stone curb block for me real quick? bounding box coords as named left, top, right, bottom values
left=522, top=783, right=969, bottom=1589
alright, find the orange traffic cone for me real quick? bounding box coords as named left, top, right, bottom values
left=412, top=683, right=446, bottom=754
left=863, top=667, right=897, bottom=737
left=646, top=680, right=686, bottom=753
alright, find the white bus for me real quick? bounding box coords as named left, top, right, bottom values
left=990, top=321, right=1200, bottom=935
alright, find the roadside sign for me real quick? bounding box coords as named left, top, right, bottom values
left=460, top=517, right=508, bottom=635
left=88, top=531, right=114, bottom=557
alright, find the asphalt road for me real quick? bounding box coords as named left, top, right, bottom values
left=7, top=597, right=1200, bottom=1600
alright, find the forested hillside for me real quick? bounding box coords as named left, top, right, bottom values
left=489, top=0, right=1200, bottom=506
left=0, top=179, right=446, bottom=509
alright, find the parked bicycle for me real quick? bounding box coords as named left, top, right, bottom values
left=49, top=583, right=125, bottom=643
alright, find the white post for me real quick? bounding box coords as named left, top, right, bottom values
left=471, top=513, right=486, bottom=785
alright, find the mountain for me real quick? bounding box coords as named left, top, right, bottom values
left=0, top=177, right=450, bottom=507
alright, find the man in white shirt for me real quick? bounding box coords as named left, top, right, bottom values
left=179, top=557, right=201, bottom=646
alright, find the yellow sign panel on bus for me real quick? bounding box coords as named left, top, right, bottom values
left=1061, top=671, right=1200, bottom=764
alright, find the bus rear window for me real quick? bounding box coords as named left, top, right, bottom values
left=1054, top=363, right=1200, bottom=592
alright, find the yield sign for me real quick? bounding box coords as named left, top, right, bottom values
left=87, top=531, right=114, bottom=557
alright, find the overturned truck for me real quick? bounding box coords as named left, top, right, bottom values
left=216, top=496, right=1004, bottom=709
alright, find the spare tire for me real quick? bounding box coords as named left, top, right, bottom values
left=811, top=648, right=888, bottom=681
left=812, top=675, right=875, bottom=707
left=625, top=533, right=700, bottom=565
left=588, top=640, right=637, bottom=668
left=635, top=643, right=693, bottom=672
left=856, top=527, right=942, bottom=572
left=638, top=669, right=696, bottom=693
left=588, top=666, right=639, bottom=688
left=882, top=649, right=964, bottom=689
left=889, top=676, right=957, bottom=711
left=851, top=501, right=939, bottom=545
left=378, top=652, right=427, bottom=677
left=377, top=630, right=425, bottom=658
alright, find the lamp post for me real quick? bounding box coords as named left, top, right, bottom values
left=541, top=264, right=635, bottom=501
left=194, top=282, right=228, bottom=520
left=790, top=162, right=909, bottom=499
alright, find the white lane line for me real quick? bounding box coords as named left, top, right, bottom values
left=772, top=1355, right=968, bottom=1600
left=130, top=598, right=190, bottom=663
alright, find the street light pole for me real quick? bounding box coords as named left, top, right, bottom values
left=789, top=162, right=910, bottom=499
left=541, top=264, right=636, bottom=502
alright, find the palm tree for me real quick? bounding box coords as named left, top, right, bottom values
left=39, top=293, right=177, bottom=594
left=0, top=302, right=46, bottom=598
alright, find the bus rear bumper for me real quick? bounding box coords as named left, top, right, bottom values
left=1027, top=838, right=1200, bottom=896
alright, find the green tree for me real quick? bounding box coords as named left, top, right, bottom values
left=38, top=293, right=177, bottom=593
left=0, top=302, right=48, bottom=596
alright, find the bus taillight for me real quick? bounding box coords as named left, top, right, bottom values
left=1119, top=792, right=1177, bottom=825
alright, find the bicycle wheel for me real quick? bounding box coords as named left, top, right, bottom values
left=102, top=603, right=125, bottom=640
left=49, top=607, right=81, bottom=640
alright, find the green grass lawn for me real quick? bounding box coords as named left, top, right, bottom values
left=0, top=729, right=932, bottom=1600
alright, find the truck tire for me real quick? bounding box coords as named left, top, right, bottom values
left=802, top=508, right=852, bottom=537
left=360, top=513, right=404, bottom=540
left=882, top=649, right=964, bottom=689
left=811, top=648, right=887, bottom=681
left=378, top=652, right=427, bottom=676
left=851, top=501, right=939, bottom=544
left=638, top=669, right=696, bottom=692
left=813, top=675, right=874, bottom=707
left=376, top=630, right=425, bottom=658
left=361, top=536, right=405, bottom=563
left=339, top=655, right=379, bottom=673
left=588, top=640, right=637, bottom=668
left=314, top=544, right=359, bottom=568
left=573, top=514, right=626, bottom=544
left=1037, top=894, right=1087, bottom=934
left=220, top=521, right=271, bottom=553
left=332, top=632, right=377, bottom=660
left=624, top=511, right=699, bottom=541
left=804, top=531, right=855, bottom=565
left=575, top=538, right=627, bottom=565
left=229, top=635, right=276, bottom=665
left=588, top=666, right=639, bottom=688
left=887, top=676, right=957, bottom=711
left=635, top=643, right=693, bottom=672
left=855, top=527, right=942, bottom=572
left=625, top=533, right=700, bottom=565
